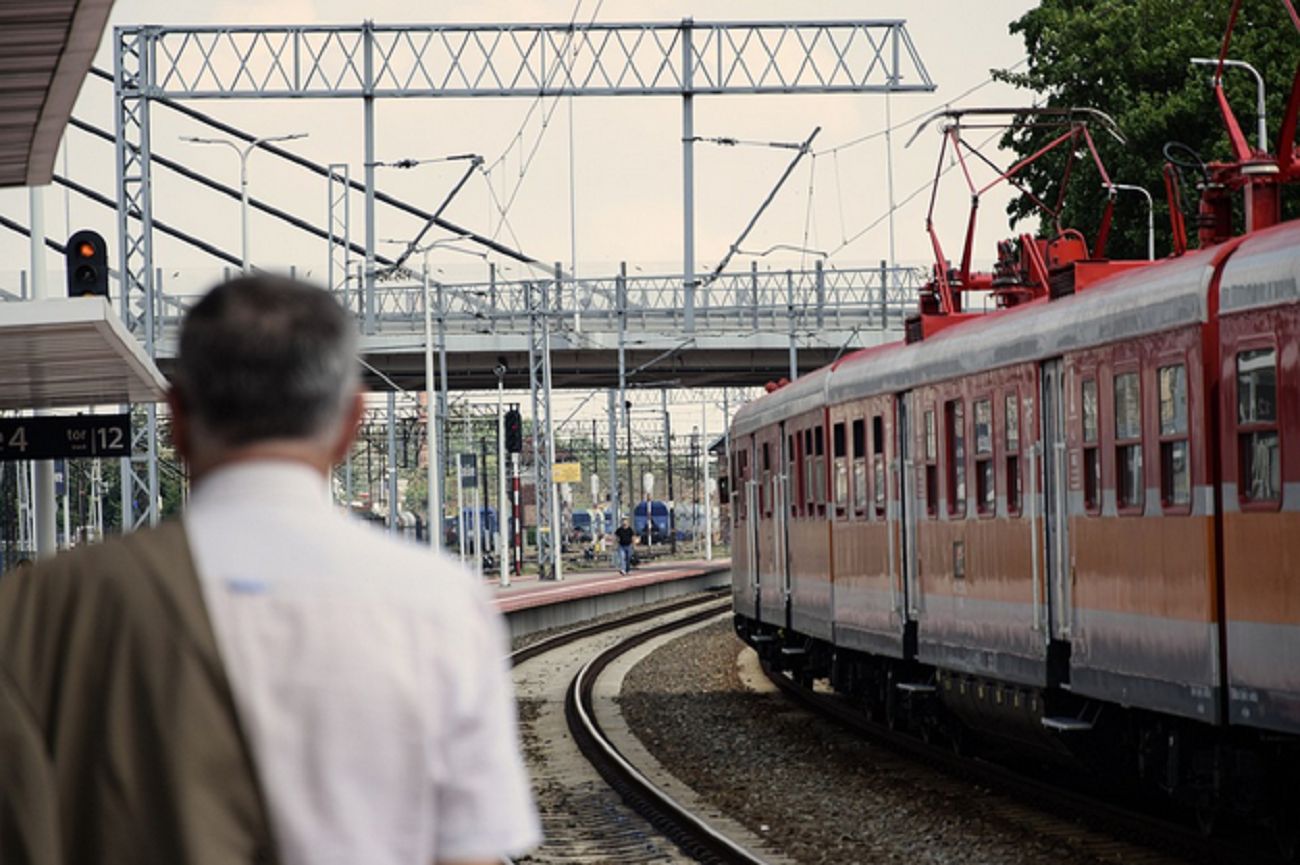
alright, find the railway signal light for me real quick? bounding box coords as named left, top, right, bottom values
left=504, top=408, right=523, bottom=453
left=66, top=230, right=109, bottom=300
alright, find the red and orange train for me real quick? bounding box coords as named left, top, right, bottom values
left=730, top=2, right=1299, bottom=834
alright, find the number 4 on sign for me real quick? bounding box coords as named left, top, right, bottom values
left=0, top=426, right=29, bottom=453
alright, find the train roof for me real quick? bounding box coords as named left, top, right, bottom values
left=732, top=246, right=1221, bottom=437
left=1220, top=220, right=1300, bottom=314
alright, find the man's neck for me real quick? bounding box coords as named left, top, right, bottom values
left=189, top=444, right=332, bottom=489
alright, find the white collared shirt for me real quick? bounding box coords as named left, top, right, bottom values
left=184, top=461, right=539, bottom=865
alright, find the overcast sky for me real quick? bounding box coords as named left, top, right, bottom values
left=0, top=1, right=1040, bottom=442
left=1, top=0, right=1038, bottom=294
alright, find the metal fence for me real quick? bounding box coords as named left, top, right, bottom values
left=3, top=262, right=926, bottom=344
left=351, top=262, right=923, bottom=336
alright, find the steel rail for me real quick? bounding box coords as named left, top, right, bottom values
left=506, top=585, right=768, bottom=863
left=565, top=600, right=769, bottom=865
left=495, top=587, right=724, bottom=865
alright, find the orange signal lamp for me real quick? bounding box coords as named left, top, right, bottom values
left=77, top=242, right=96, bottom=258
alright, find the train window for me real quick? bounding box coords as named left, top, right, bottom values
left=734, top=450, right=746, bottom=522
left=789, top=434, right=800, bottom=518
left=1237, top=348, right=1280, bottom=503
left=1005, top=394, right=1019, bottom=452
left=1082, top=378, right=1100, bottom=513
left=872, top=416, right=886, bottom=519
left=1159, top=365, right=1191, bottom=509
left=852, top=418, right=867, bottom=519
left=924, top=409, right=938, bottom=517
left=761, top=442, right=772, bottom=518
left=1005, top=455, right=1021, bottom=514
left=974, top=399, right=994, bottom=515
left=1114, top=372, right=1143, bottom=511
left=802, top=429, right=814, bottom=517
left=946, top=399, right=967, bottom=517
left=833, top=422, right=849, bottom=517
left=814, top=425, right=827, bottom=516
left=1005, top=393, right=1021, bottom=515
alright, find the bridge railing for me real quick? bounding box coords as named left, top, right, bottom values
left=359, top=263, right=924, bottom=335
left=10, top=263, right=924, bottom=342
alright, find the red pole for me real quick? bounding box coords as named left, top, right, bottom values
left=511, top=453, right=523, bottom=576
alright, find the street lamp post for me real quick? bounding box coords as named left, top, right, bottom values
left=422, top=259, right=442, bottom=555
left=181, top=132, right=308, bottom=272
left=495, top=362, right=509, bottom=587
left=1191, top=57, right=1268, bottom=152
left=1106, top=183, right=1155, bottom=261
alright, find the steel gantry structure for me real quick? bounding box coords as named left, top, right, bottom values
left=111, top=17, right=934, bottom=546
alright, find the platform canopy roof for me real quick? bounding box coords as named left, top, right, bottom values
left=0, top=0, right=114, bottom=187
left=0, top=299, right=168, bottom=410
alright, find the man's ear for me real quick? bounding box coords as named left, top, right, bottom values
left=166, top=389, right=191, bottom=465
left=330, top=389, right=366, bottom=466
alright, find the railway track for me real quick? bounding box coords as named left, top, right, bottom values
left=763, top=663, right=1282, bottom=865
left=509, top=592, right=769, bottom=865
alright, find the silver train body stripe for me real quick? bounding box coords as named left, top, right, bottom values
left=1226, top=620, right=1300, bottom=734
left=1219, top=223, right=1300, bottom=313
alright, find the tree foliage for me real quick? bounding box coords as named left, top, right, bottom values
left=996, top=0, right=1299, bottom=259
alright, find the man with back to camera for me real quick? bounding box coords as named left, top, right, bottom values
left=614, top=517, right=636, bottom=575
left=0, top=275, right=540, bottom=865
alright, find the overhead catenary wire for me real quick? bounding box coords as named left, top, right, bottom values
left=720, top=61, right=1027, bottom=272
left=687, top=136, right=807, bottom=150
left=813, top=59, right=1027, bottom=157
left=68, top=116, right=386, bottom=268
left=384, top=155, right=485, bottom=276
left=800, top=154, right=818, bottom=271
left=479, top=0, right=590, bottom=178
left=84, top=67, right=539, bottom=268
left=701, top=126, right=821, bottom=288
left=825, top=124, right=1011, bottom=261
left=479, top=0, right=605, bottom=255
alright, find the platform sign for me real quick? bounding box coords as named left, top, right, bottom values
left=458, top=453, right=478, bottom=488
left=0, top=414, right=131, bottom=462
left=552, top=462, right=582, bottom=484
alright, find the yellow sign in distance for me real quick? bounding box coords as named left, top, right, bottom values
left=552, top=462, right=583, bottom=484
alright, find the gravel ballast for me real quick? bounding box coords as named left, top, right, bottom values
left=618, top=620, right=1196, bottom=865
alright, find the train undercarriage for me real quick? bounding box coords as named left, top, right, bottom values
left=735, top=613, right=1300, bottom=857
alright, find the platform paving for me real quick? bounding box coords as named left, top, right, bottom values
left=490, top=559, right=731, bottom=638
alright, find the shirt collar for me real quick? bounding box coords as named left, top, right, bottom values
left=188, top=460, right=332, bottom=512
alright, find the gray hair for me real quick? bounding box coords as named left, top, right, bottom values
left=173, top=274, right=359, bottom=447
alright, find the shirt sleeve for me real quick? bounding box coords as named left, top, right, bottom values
left=431, top=583, right=541, bottom=862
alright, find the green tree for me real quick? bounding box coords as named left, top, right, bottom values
left=996, top=0, right=1299, bottom=259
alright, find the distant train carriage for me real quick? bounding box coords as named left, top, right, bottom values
left=633, top=500, right=671, bottom=544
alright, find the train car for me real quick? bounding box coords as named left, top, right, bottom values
left=1218, top=223, right=1300, bottom=734
left=731, top=8, right=1300, bottom=836
left=633, top=499, right=671, bottom=543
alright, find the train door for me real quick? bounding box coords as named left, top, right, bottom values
left=744, top=440, right=761, bottom=621
left=1039, top=359, right=1073, bottom=648
left=896, top=392, right=919, bottom=634
left=756, top=424, right=788, bottom=628
left=777, top=420, right=793, bottom=629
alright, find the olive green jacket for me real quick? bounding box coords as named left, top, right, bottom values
left=0, top=521, right=277, bottom=865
